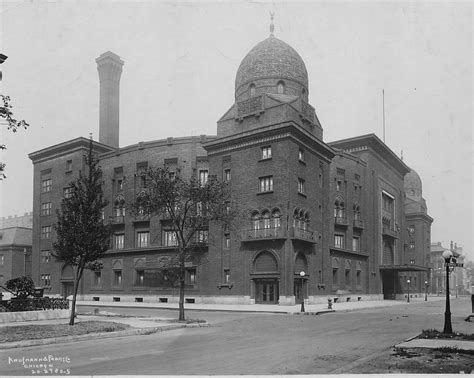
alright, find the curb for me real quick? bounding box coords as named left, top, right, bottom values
left=290, top=310, right=335, bottom=315
left=0, top=322, right=209, bottom=350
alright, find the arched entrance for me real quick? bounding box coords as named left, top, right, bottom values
left=61, top=264, right=74, bottom=298
left=251, top=251, right=279, bottom=304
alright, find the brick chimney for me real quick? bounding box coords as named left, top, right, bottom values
left=96, top=51, right=124, bottom=148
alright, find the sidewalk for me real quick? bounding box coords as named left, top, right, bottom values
left=77, top=296, right=444, bottom=314
left=396, top=338, right=474, bottom=351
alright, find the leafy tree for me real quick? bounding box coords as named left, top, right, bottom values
left=53, top=140, right=111, bottom=325
left=5, top=276, right=35, bottom=299
left=0, top=95, right=30, bottom=180
left=132, top=167, right=236, bottom=320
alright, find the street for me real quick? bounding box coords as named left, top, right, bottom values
left=1, top=298, right=472, bottom=375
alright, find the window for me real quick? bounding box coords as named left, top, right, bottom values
left=408, top=225, right=415, bottom=235
left=259, top=176, right=273, bottom=193
left=41, top=274, right=51, bottom=287
left=409, top=242, right=415, bottom=250
left=334, top=234, right=344, bottom=249
left=352, top=237, right=360, bottom=252
left=336, top=180, right=343, bottom=192
left=272, top=210, right=281, bottom=228
left=186, top=268, right=196, bottom=285
left=277, top=81, right=285, bottom=94
left=261, top=146, right=272, bottom=160
left=66, top=160, right=72, bottom=172
left=345, top=269, right=351, bottom=286
left=199, top=170, right=208, bottom=186
left=164, top=231, right=177, bottom=247
left=41, top=202, right=52, bottom=216
left=169, top=171, right=176, bottom=181
left=42, top=179, right=52, bottom=193
left=117, top=179, right=124, bottom=191
left=249, top=84, right=256, bottom=97
left=135, top=270, right=145, bottom=286
left=224, top=169, right=231, bottom=182
left=382, top=192, right=394, bottom=213
left=224, top=269, right=230, bottom=284
left=113, top=270, right=122, bottom=286
left=41, top=250, right=51, bottom=263
left=224, top=234, right=230, bottom=249
left=93, top=271, right=101, bottom=286
left=114, top=234, right=124, bottom=249
left=196, top=230, right=208, bottom=243
left=137, top=231, right=149, bottom=248
left=332, top=268, right=338, bottom=285
left=410, top=259, right=415, bottom=265
left=298, top=149, right=305, bottom=162
left=356, top=270, right=361, bottom=286
left=41, top=226, right=51, bottom=239
left=298, top=178, right=305, bottom=194
left=334, top=198, right=345, bottom=219
left=63, top=187, right=73, bottom=199
left=0, top=254, right=4, bottom=265
left=353, top=203, right=360, bottom=220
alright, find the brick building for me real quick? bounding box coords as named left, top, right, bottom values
left=28, top=30, right=432, bottom=304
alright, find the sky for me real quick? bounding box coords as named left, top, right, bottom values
left=0, top=0, right=472, bottom=260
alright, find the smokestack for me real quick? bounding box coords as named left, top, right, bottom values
left=450, top=240, right=453, bottom=251
left=96, top=51, right=124, bottom=148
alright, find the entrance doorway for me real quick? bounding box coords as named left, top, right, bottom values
left=294, top=279, right=304, bottom=302
left=381, top=270, right=396, bottom=300
left=62, top=282, right=74, bottom=298
left=255, top=279, right=279, bottom=304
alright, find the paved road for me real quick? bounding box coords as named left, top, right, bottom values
left=1, top=298, right=471, bottom=375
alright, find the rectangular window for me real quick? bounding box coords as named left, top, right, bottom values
left=224, top=269, right=230, bottom=284
left=410, top=259, right=415, bottom=264
left=297, top=178, right=305, bottom=194
left=259, top=176, right=273, bottom=193
left=66, top=160, right=72, bottom=172
left=224, top=169, right=231, bottom=182
left=113, top=270, right=122, bottom=286
left=93, top=271, right=101, bottom=286
left=196, top=230, right=208, bottom=243
left=345, top=269, right=351, bottom=286
left=199, top=170, right=208, bottom=186
left=409, top=242, right=415, bottom=250
left=356, top=270, right=361, bottom=286
left=41, top=202, right=52, bottom=216
left=332, top=268, right=338, bottom=286
left=186, top=268, right=196, bottom=285
left=41, top=274, right=51, bottom=287
left=135, top=270, right=145, bottom=286
left=137, top=231, right=149, bottom=248
left=41, top=250, right=51, bottom=263
left=336, top=179, right=342, bottom=192
left=334, top=234, right=344, bottom=249
left=261, top=146, right=272, bottom=160
left=114, top=234, right=124, bottom=249
left=298, top=149, right=305, bottom=162
left=352, top=237, right=360, bottom=252
left=164, top=231, right=177, bottom=247
left=224, top=234, right=230, bottom=249
left=408, top=225, right=415, bottom=234
left=63, top=187, right=73, bottom=199
left=42, top=179, right=52, bottom=193
left=41, top=226, right=51, bottom=239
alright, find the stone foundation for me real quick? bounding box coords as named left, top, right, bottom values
left=0, top=309, right=70, bottom=323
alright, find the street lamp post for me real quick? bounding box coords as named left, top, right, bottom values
left=424, top=281, right=428, bottom=301
left=407, top=279, right=411, bottom=303
left=442, top=250, right=453, bottom=334
left=300, top=271, right=305, bottom=313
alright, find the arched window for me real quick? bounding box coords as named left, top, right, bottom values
left=114, top=196, right=126, bottom=219
left=304, top=212, right=310, bottom=231
left=277, top=81, right=285, bottom=94
left=353, top=203, right=360, bottom=220
left=249, top=84, right=256, bottom=97
left=262, top=210, right=271, bottom=230
left=251, top=211, right=260, bottom=230
left=334, top=197, right=345, bottom=219
left=293, top=208, right=300, bottom=228
left=272, top=209, right=281, bottom=229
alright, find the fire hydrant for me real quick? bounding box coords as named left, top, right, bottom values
left=327, top=298, right=333, bottom=310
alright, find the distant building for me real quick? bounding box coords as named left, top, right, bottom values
left=29, top=26, right=433, bottom=303
left=0, top=226, right=32, bottom=286
left=0, top=212, right=33, bottom=229
left=430, top=241, right=467, bottom=295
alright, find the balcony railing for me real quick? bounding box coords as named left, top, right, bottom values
left=353, top=219, right=365, bottom=229
left=243, top=227, right=286, bottom=241
left=334, top=216, right=348, bottom=226
left=132, top=214, right=150, bottom=223
left=382, top=226, right=399, bottom=239
left=110, top=215, right=125, bottom=225
left=290, top=227, right=317, bottom=243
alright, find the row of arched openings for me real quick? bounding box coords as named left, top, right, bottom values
left=334, top=196, right=361, bottom=220
left=248, top=81, right=307, bottom=97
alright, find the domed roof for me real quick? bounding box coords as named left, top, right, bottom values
left=404, top=168, right=422, bottom=193
left=235, top=36, right=308, bottom=95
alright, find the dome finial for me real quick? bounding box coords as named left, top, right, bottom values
left=270, top=12, right=275, bottom=36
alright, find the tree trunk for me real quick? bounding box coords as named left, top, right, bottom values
left=69, top=268, right=82, bottom=326
left=179, top=263, right=185, bottom=321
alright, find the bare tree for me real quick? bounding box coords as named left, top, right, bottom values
left=132, top=167, right=235, bottom=320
